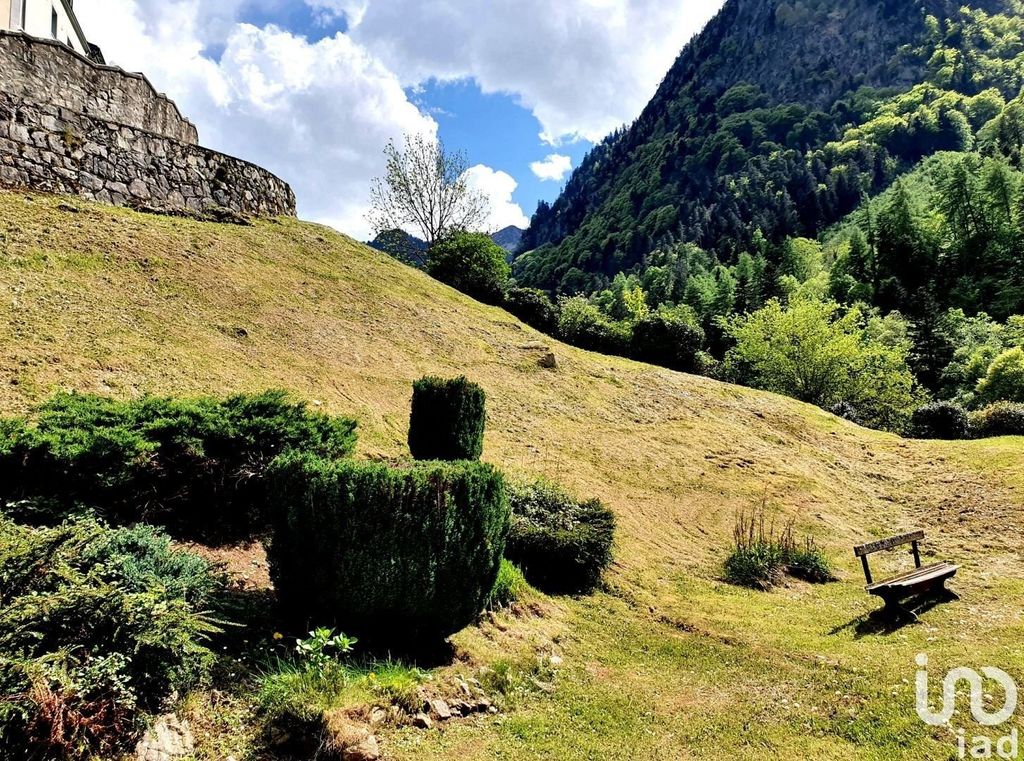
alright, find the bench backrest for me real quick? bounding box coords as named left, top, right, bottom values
left=853, top=530, right=924, bottom=585
left=853, top=530, right=924, bottom=557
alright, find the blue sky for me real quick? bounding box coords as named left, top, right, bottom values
left=77, top=0, right=723, bottom=238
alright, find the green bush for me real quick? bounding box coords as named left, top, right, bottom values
left=486, top=559, right=531, bottom=611
left=266, top=454, right=509, bottom=642
left=630, top=309, right=706, bottom=372
left=976, top=347, right=1024, bottom=404
left=0, top=390, right=357, bottom=542
left=910, top=401, right=970, bottom=440
left=427, top=231, right=511, bottom=305
left=969, top=402, right=1024, bottom=438
left=724, top=511, right=835, bottom=590
left=408, top=376, right=486, bottom=461
left=505, top=480, right=615, bottom=595
left=0, top=518, right=221, bottom=759
left=504, top=287, right=559, bottom=333
left=556, top=296, right=630, bottom=356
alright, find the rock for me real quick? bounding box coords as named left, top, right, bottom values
left=369, top=707, right=388, bottom=726
left=343, top=735, right=380, bottom=761
left=428, top=698, right=452, bottom=720
left=134, top=714, right=194, bottom=761
left=412, top=712, right=433, bottom=730
left=322, top=712, right=380, bottom=761
left=538, top=352, right=557, bottom=369
left=457, top=678, right=472, bottom=697
left=549, top=655, right=563, bottom=667
left=473, top=697, right=492, bottom=713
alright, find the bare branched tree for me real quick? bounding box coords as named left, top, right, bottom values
left=368, top=134, right=489, bottom=265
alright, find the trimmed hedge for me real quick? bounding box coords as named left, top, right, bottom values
left=0, top=390, right=357, bottom=542
left=970, top=402, right=1024, bottom=438
left=0, top=518, right=220, bottom=759
left=267, top=454, right=509, bottom=642
left=503, top=287, right=559, bottom=334
left=408, top=377, right=486, bottom=461
left=910, top=401, right=970, bottom=440
left=505, top=480, right=615, bottom=595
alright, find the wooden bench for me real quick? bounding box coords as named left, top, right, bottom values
left=853, top=530, right=959, bottom=620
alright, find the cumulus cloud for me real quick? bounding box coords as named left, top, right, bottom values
left=463, top=166, right=530, bottom=232
left=343, top=0, right=725, bottom=143
left=76, top=0, right=436, bottom=240
left=530, top=154, right=573, bottom=182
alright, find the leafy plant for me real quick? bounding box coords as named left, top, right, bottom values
left=427, top=231, right=511, bottom=305
left=486, top=559, right=531, bottom=611
left=969, top=401, right=1024, bottom=438
left=910, top=401, right=970, bottom=440
left=294, top=628, right=357, bottom=677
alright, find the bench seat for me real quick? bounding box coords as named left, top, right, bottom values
left=866, top=562, right=959, bottom=595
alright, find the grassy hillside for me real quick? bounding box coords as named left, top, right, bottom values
left=1, top=190, right=1022, bottom=759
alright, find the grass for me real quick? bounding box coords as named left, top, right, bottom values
left=1, top=189, right=1023, bottom=758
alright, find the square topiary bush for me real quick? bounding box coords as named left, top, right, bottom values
left=505, top=480, right=615, bottom=595
left=408, top=376, right=486, bottom=461
left=266, top=454, right=509, bottom=643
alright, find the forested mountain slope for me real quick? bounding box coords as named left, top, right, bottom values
left=516, top=0, right=1020, bottom=291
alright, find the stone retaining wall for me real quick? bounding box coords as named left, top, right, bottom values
left=0, top=92, right=296, bottom=217
left=0, top=31, right=198, bottom=144
left=0, top=32, right=295, bottom=218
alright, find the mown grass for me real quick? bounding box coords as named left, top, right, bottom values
left=1, top=190, right=1022, bottom=759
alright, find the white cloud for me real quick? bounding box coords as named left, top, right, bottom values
left=343, top=0, right=725, bottom=143
left=463, top=165, right=530, bottom=232
left=530, top=154, right=573, bottom=182
left=76, top=0, right=436, bottom=240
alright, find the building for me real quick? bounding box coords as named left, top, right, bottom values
left=2, top=0, right=97, bottom=60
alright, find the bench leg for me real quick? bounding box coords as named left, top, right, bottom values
left=881, top=596, right=919, bottom=623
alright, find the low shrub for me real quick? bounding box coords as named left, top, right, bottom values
left=630, top=309, right=705, bottom=372
left=267, top=454, right=509, bottom=642
left=0, top=518, right=222, bottom=759
left=503, top=287, right=559, bottom=334
left=910, top=401, right=970, bottom=440
left=556, top=296, right=630, bottom=356
left=408, top=376, right=486, bottom=461
left=969, top=402, right=1024, bottom=438
left=505, top=480, right=615, bottom=595
left=0, top=390, right=357, bottom=542
left=724, top=510, right=835, bottom=590
left=486, top=559, right=531, bottom=611
left=828, top=401, right=862, bottom=425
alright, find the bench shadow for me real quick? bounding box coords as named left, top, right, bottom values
left=828, top=589, right=959, bottom=639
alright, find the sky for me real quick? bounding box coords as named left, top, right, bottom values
left=75, top=0, right=724, bottom=240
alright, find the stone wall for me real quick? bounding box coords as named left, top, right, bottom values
left=0, top=92, right=296, bottom=217
left=0, top=32, right=296, bottom=218
left=0, top=31, right=198, bottom=144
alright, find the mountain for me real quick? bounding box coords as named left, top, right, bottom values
left=490, top=225, right=525, bottom=255
left=3, top=190, right=1023, bottom=758
left=515, top=0, right=1018, bottom=292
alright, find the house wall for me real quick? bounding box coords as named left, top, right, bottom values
left=21, top=0, right=87, bottom=56
left=0, top=1, right=11, bottom=32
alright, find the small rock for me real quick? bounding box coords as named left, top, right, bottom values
left=369, top=707, right=388, bottom=726
left=343, top=735, right=380, bottom=761
left=412, top=713, right=433, bottom=730
left=457, top=679, right=472, bottom=697
left=134, top=714, right=194, bottom=761
left=538, top=352, right=557, bottom=369
left=428, top=699, right=452, bottom=720
left=473, top=697, right=492, bottom=713
left=549, top=655, right=563, bottom=667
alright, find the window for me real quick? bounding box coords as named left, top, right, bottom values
left=52, top=8, right=58, bottom=39
left=20, top=0, right=27, bottom=31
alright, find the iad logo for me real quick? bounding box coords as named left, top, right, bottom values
left=916, top=654, right=1019, bottom=759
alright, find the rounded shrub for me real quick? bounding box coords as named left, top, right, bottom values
left=976, top=347, right=1024, bottom=404
left=505, top=480, right=615, bottom=595
left=630, top=310, right=705, bottom=372
left=969, top=402, right=1024, bottom=438
left=426, top=231, right=511, bottom=305
left=504, top=287, right=559, bottom=334
left=910, top=401, right=970, bottom=440
left=828, top=401, right=861, bottom=425
left=266, top=455, right=509, bottom=643
left=408, top=376, right=486, bottom=461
